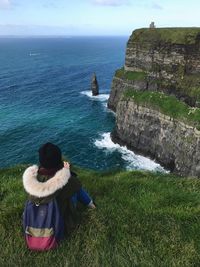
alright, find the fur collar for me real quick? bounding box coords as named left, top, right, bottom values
left=23, top=165, right=71, bottom=198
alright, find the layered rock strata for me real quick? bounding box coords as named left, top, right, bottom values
left=108, top=28, right=200, bottom=177
left=108, top=28, right=200, bottom=111
left=113, top=100, right=200, bottom=177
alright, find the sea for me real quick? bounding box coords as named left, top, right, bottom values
left=0, top=36, right=165, bottom=172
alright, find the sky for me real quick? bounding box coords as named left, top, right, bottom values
left=0, top=0, right=199, bottom=36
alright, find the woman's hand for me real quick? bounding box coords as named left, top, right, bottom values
left=64, top=161, right=70, bottom=169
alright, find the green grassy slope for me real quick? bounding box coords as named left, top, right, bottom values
left=123, top=89, right=200, bottom=129
left=1, top=165, right=200, bottom=267
left=115, top=68, right=147, bottom=81
left=129, top=28, right=200, bottom=45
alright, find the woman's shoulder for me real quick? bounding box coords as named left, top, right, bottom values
left=58, top=171, right=82, bottom=197
left=68, top=171, right=82, bottom=187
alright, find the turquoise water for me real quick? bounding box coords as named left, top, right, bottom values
left=0, top=37, right=164, bottom=171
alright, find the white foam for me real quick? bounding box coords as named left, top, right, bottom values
left=29, top=53, right=40, bottom=57
left=95, top=132, right=167, bottom=172
left=81, top=90, right=109, bottom=101
left=102, top=102, right=116, bottom=115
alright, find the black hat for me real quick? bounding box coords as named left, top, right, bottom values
left=39, top=142, right=63, bottom=169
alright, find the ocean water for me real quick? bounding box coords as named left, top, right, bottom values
left=0, top=37, right=165, bottom=172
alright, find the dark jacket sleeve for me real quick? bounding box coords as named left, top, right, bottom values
left=56, top=173, right=82, bottom=205
left=56, top=173, right=82, bottom=236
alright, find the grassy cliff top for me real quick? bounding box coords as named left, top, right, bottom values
left=129, top=27, right=200, bottom=45
left=123, top=89, right=200, bottom=129
left=1, top=165, right=200, bottom=266
left=115, top=67, right=147, bottom=81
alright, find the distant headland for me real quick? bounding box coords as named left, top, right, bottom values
left=108, top=27, right=200, bottom=177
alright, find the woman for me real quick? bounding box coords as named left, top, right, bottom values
left=23, top=142, right=95, bottom=237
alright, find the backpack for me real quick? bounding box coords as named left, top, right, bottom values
left=23, top=198, right=64, bottom=251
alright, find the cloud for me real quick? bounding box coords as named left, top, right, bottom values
left=151, top=2, right=163, bottom=10
left=0, top=0, right=11, bottom=9
left=93, top=0, right=129, bottom=6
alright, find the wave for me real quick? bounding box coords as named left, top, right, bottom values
left=29, top=53, right=40, bottom=57
left=81, top=90, right=109, bottom=101
left=102, top=102, right=116, bottom=115
left=94, top=132, right=167, bottom=172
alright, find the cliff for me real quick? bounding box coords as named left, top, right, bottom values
left=108, top=28, right=200, bottom=111
left=108, top=28, right=200, bottom=177
left=112, top=91, right=200, bottom=176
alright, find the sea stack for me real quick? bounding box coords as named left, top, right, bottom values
left=91, top=73, right=99, bottom=96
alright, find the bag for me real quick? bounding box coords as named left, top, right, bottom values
left=23, top=199, right=64, bottom=251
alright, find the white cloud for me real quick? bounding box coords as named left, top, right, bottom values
left=0, top=0, right=11, bottom=9
left=93, top=0, right=129, bottom=6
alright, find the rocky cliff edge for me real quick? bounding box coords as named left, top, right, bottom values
left=108, top=28, right=200, bottom=177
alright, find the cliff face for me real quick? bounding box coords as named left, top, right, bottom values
left=108, top=76, right=146, bottom=111
left=125, top=28, right=200, bottom=74
left=113, top=100, right=200, bottom=177
left=108, top=28, right=200, bottom=111
left=108, top=28, right=200, bottom=177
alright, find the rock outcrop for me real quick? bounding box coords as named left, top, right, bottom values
left=108, top=28, right=200, bottom=111
left=108, top=28, right=200, bottom=177
left=112, top=99, right=200, bottom=177
left=91, top=73, right=99, bottom=96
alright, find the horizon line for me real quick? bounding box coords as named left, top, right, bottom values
left=0, top=34, right=129, bottom=38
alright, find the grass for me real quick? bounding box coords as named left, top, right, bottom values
left=1, top=165, right=200, bottom=266
left=123, top=89, right=200, bottom=129
left=129, top=28, right=200, bottom=45
left=150, top=73, right=200, bottom=101
left=115, top=67, right=147, bottom=81
left=115, top=67, right=200, bottom=102
left=154, top=68, right=200, bottom=101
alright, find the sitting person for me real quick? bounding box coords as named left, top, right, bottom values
left=23, top=142, right=95, bottom=237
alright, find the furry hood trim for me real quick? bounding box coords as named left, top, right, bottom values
left=23, top=165, right=71, bottom=198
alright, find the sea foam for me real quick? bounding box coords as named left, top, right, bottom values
left=81, top=90, right=115, bottom=113
left=95, top=132, right=167, bottom=172
left=81, top=90, right=109, bottom=101
left=29, top=53, right=40, bottom=57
